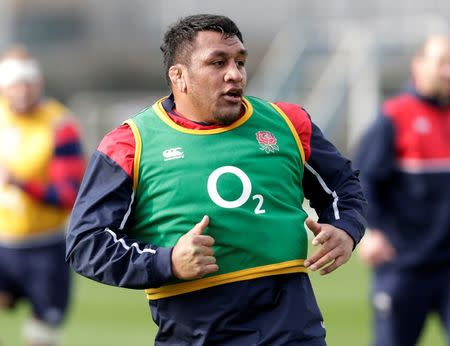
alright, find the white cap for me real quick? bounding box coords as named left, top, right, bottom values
left=0, top=59, right=42, bottom=87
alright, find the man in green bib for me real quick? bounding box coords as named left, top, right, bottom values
left=67, top=14, right=367, bottom=345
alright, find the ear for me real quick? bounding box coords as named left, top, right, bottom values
left=168, top=64, right=187, bottom=93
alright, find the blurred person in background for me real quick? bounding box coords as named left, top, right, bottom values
left=66, top=14, right=366, bottom=345
left=0, top=46, right=85, bottom=346
left=355, top=34, right=450, bottom=346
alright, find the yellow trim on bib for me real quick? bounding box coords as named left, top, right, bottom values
left=124, top=119, right=141, bottom=191
left=145, top=259, right=306, bottom=300
left=152, top=96, right=254, bottom=135
left=270, top=103, right=306, bottom=163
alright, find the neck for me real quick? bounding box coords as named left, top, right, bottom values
left=172, top=95, right=213, bottom=123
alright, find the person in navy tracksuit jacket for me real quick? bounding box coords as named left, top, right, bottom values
left=355, top=34, right=450, bottom=346
left=66, top=14, right=367, bottom=345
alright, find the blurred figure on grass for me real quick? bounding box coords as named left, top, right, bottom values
left=356, top=34, right=450, bottom=346
left=0, top=46, right=85, bottom=346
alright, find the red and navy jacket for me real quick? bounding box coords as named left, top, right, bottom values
left=355, top=87, right=450, bottom=270
left=66, top=96, right=367, bottom=289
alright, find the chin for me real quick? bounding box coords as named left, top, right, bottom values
left=12, top=104, right=34, bottom=114
left=215, top=111, right=241, bottom=125
left=436, top=92, right=450, bottom=106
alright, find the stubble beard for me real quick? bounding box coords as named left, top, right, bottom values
left=212, top=102, right=244, bottom=125
left=435, top=88, right=450, bottom=107
left=213, top=112, right=241, bottom=125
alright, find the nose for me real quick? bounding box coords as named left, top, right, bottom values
left=10, top=81, right=31, bottom=94
left=224, top=62, right=244, bottom=83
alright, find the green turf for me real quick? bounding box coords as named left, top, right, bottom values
left=0, top=276, right=154, bottom=346
left=0, top=258, right=447, bottom=345
left=310, top=256, right=447, bottom=346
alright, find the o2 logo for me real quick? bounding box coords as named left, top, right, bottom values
left=207, top=166, right=266, bottom=214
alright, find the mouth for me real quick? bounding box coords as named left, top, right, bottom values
left=222, top=89, right=243, bottom=103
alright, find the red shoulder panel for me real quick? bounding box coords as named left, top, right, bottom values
left=274, top=102, right=312, bottom=160
left=97, top=124, right=135, bottom=178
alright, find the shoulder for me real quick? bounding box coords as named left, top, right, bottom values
left=97, top=124, right=135, bottom=178
left=272, top=102, right=311, bottom=127
left=246, top=96, right=310, bottom=123
left=382, top=93, right=416, bottom=119
left=272, top=101, right=312, bottom=160
left=41, top=98, right=68, bottom=113
left=39, top=98, right=70, bottom=122
left=39, top=98, right=77, bottom=128
left=37, top=99, right=82, bottom=143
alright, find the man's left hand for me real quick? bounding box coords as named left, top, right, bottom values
left=303, top=218, right=354, bottom=275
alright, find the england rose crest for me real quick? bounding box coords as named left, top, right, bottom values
left=256, top=131, right=279, bottom=153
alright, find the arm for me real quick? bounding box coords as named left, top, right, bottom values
left=353, top=113, right=396, bottom=230
left=9, top=119, right=85, bottom=209
left=65, top=125, right=173, bottom=289
left=275, top=103, right=367, bottom=274
left=302, top=121, right=367, bottom=245
left=65, top=124, right=217, bottom=289
left=353, top=113, right=397, bottom=266
left=302, top=121, right=367, bottom=274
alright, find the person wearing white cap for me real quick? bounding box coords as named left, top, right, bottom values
left=0, top=46, right=85, bottom=346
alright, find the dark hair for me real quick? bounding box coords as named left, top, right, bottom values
left=160, top=14, right=243, bottom=86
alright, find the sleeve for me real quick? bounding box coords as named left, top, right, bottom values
left=65, top=124, right=173, bottom=289
left=352, top=112, right=396, bottom=230
left=11, top=118, right=86, bottom=209
left=275, top=102, right=367, bottom=246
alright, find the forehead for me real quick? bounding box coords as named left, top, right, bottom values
left=424, top=38, right=450, bottom=62
left=191, top=31, right=246, bottom=57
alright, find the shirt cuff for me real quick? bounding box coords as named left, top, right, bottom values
left=328, top=218, right=366, bottom=250
left=151, top=246, right=174, bottom=287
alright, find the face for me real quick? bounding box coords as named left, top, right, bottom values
left=1, top=79, right=42, bottom=114
left=176, top=31, right=248, bottom=124
left=414, top=37, right=450, bottom=105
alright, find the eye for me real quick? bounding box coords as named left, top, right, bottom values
left=212, top=60, right=225, bottom=67
left=236, top=60, right=246, bottom=67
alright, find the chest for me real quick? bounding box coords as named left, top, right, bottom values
left=0, top=114, right=54, bottom=180
left=393, top=106, right=450, bottom=159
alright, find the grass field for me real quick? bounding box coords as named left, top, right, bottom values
left=1, top=257, right=447, bottom=345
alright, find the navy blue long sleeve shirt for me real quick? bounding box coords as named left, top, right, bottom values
left=354, top=88, right=450, bottom=270
left=66, top=96, right=367, bottom=289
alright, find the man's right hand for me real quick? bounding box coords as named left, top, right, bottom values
left=358, top=229, right=396, bottom=267
left=171, top=215, right=219, bottom=280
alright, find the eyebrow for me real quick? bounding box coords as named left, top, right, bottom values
left=207, top=49, right=248, bottom=59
